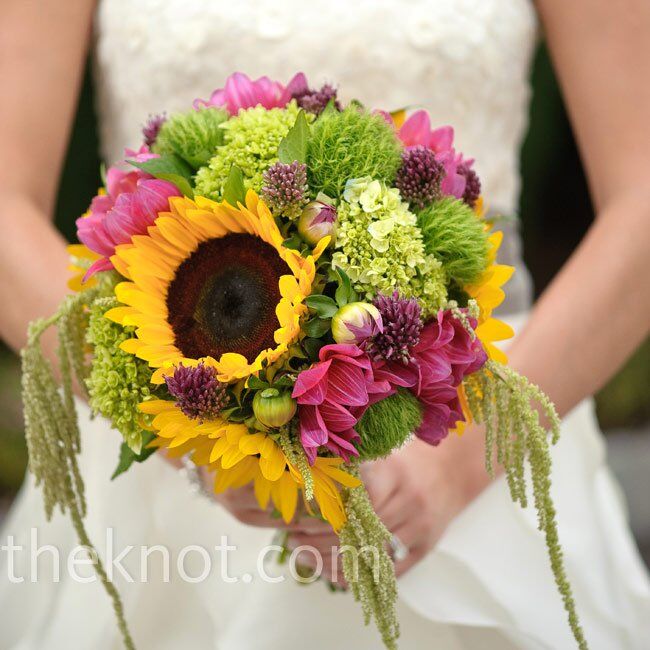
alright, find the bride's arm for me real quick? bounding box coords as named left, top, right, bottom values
left=511, top=0, right=650, bottom=413
left=0, top=1, right=95, bottom=357
left=350, top=0, right=650, bottom=577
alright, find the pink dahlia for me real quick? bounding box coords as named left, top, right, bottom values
left=193, top=71, right=308, bottom=115
left=374, top=309, right=487, bottom=445
left=292, top=344, right=391, bottom=463
left=76, top=174, right=180, bottom=279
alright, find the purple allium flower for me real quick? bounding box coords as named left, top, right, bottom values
left=293, top=83, right=341, bottom=115
left=395, top=145, right=444, bottom=210
left=165, top=363, right=230, bottom=421
left=261, top=161, right=309, bottom=219
left=142, top=113, right=167, bottom=148
left=458, top=162, right=481, bottom=207
left=367, top=292, right=423, bottom=364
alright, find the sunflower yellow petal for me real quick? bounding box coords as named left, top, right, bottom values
left=138, top=399, right=176, bottom=415
left=259, top=443, right=287, bottom=482
left=254, top=474, right=272, bottom=510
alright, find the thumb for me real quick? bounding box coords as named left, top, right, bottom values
left=361, top=457, right=398, bottom=513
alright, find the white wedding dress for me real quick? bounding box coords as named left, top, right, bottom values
left=2, top=1, right=649, bottom=648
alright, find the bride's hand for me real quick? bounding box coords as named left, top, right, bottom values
left=193, top=464, right=330, bottom=532
left=364, top=426, right=492, bottom=577
left=288, top=425, right=493, bottom=583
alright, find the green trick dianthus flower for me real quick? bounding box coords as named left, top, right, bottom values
left=356, top=389, right=421, bottom=460
left=307, top=106, right=402, bottom=196
left=153, top=107, right=229, bottom=169
left=332, top=177, right=447, bottom=316
left=417, top=196, right=490, bottom=287
left=86, top=297, right=157, bottom=453
left=194, top=101, right=304, bottom=200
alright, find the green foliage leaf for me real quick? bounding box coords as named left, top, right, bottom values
left=316, top=100, right=338, bottom=122
left=334, top=268, right=357, bottom=306
left=272, top=375, right=295, bottom=388
left=282, top=234, right=304, bottom=250
left=222, top=165, right=246, bottom=206
left=278, top=110, right=309, bottom=164
left=305, top=294, right=339, bottom=318
left=221, top=406, right=249, bottom=422
left=128, top=154, right=195, bottom=197
left=303, top=337, right=326, bottom=362
left=111, top=431, right=157, bottom=480
left=303, top=317, right=332, bottom=338
left=247, top=375, right=270, bottom=390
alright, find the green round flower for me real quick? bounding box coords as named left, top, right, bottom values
left=417, top=196, right=490, bottom=286
left=194, top=101, right=304, bottom=200
left=332, top=177, right=447, bottom=316
left=307, top=106, right=402, bottom=196
left=154, top=107, right=228, bottom=169
left=356, top=389, right=422, bottom=460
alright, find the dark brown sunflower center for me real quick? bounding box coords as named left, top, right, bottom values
left=166, top=233, right=290, bottom=363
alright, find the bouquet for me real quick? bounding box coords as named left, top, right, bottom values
left=21, top=72, right=586, bottom=649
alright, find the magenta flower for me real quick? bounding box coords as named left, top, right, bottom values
left=417, top=309, right=487, bottom=385
left=124, top=144, right=160, bottom=163
left=76, top=176, right=180, bottom=279
left=391, top=109, right=478, bottom=200
left=374, top=309, right=487, bottom=445
left=193, top=71, right=308, bottom=115
left=397, top=110, right=454, bottom=151
left=292, top=344, right=391, bottom=463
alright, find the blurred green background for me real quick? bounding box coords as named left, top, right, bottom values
left=0, top=45, right=648, bottom=502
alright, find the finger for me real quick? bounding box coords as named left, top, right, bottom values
left=288, top=531, right=339, bottom=546
left=389, top=516, right=427, bottom=553
left=214, top=486, right=258, bottom=508
left=362, top=462, right=399, bottom=512
left=160, top=449, right=184, bottom=469
left=228, top=510, right=293, bottom=528
left=393, top=544, right=428, bottom=578
left=286, top=517, right=333, bottom=534
left=374, top=492, right=419, bottom=534
left=289, top=548, right=347, bottom=588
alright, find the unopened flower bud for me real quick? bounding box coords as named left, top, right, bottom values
left=297, top=201, right=337, bottom=246
left=253, top=388, right=297, bottom=428
left=331, top=302, right=383, bottom=345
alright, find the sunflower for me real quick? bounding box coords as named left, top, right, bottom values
left=465, top=230, right=514, bottom=364
left=142, top=399, right=360, bottom=530
left=105, top=190, right=328, bottom=384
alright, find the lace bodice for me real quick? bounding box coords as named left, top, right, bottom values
left=94, top=0, right=537, bottom=309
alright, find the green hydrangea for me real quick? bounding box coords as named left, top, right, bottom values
left=194, top=101, right=303, bottom=200
left=332, top=177, right=447, bottom=315
left=85, top=297, right=156, bottom=453
left=154, top=107, right=229, bottom=169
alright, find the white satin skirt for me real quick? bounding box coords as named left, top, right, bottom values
left=1, top=313, right=649, bottom=650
